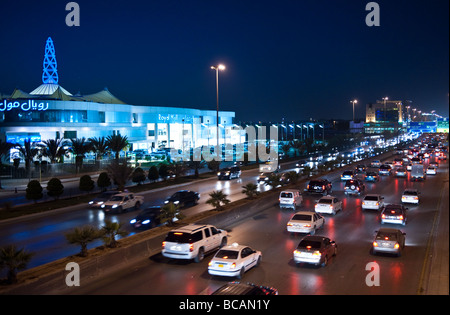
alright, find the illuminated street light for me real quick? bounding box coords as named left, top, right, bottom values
left=350, top=100, right=357, bottom=121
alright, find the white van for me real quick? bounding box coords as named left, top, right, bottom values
left=279, top=190, right=302, bottom=210
left=411, top=164, right=426, bottom=181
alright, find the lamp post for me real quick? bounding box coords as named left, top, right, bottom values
left=211, top=64, right=225, bottom=149
left=350, top=100, right=357, bottom=121
left=382, top=97, right=388, bottom=122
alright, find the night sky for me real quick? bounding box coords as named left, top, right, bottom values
left=0, top=0, right=448, bottom=122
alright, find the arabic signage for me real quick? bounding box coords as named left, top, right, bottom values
left=0, top=99, right=49, bottom=112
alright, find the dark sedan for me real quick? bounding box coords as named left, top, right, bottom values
left=164, top=190, right=200, bottom=208
left=130, top=206, right=162, bottom=229
left=293, top=235, right=337, bottom=267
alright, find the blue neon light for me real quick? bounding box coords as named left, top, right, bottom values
left=42, top=37, right=58, bottom=84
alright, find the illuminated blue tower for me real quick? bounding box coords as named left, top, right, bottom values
left=42, top=37, right=58, bottom=84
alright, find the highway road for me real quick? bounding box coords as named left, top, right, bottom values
left=58, top=153, right=448, bottom=295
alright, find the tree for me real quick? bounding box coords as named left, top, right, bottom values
left=69, top=137, right=91, bottom=174
left=46, top=177, right=64, bottom=200
left=88, top=136, right=109, bottom=161
left=0, top=139, right=15, bottom=189
left=0, top=244, right=34, bottom=284
left=79, top=175, right=95, bottom=193
left=15, top=139, right=40, bottom=181
left=147, top=165, right=159, bottom=182
left=131, top=167, right=146, bottom=185
left=107, top=160, right=133, bottom=191
left=167, top=160, right=188, bottom=178
left=206, top=190, right=230, bottom=211
left=158, top=163, right=169, bottom=180
left=241, top=183, right=259, bottom=199
left=100, top=219, right=129, bottom=248
left=65, top=225, right=102, bottom=257
left=40, top=137, right=68, bottom=164
left=25, top=180, right=43, bottom=203
left=97, top=172, right=111, bottom=191
left=106, top=134, right=129, bottom=160
left=158, top=202, right=185, bottom=226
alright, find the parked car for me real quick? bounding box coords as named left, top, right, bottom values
left=364, top=171, right=379, bottom=182
left=293, top=235, right=337, bottom=267
left=287, top=211, right=325, bottom=235
left=344, top=179, right=365, bottom=196
left=314, top=195, right=342, bottom=215
left=371, top=228, right=406, bottom=257
left=217, top=166, right=241, bottom=180
left=381, top=204, right=407, bottom=226
left=208, top=243, right=262, bottom=279
left=304, top=179, right=333, bottom=195
left=162, top=224, right=227, bottom=262
left=362, top=194, right=384, bottom=211
left=211, top=282, right=278, bottom=295
left=279, top=190, right=302, bottom=210
left=401, top=189, right=420, bottom=204
left=164, top=190, right=200, bottom=208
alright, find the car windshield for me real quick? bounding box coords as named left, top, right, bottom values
left=291, top=214, right=312, bottom=221
left=109, top=196, right=123, bottom=201
left=297, top=240, right=322, bottom=249
left=215, top=249, right=239, bottom=259
left=281, top=192, right=293, bottom=198
left=376, top=231, right=397, bottom=240
left=364, top=196, right=379, bottom=201
left=343, top=171, right=352, bottom=175
left=403, top=191, right=417, bottom=196
left=318, top=199, right=332, bottom=204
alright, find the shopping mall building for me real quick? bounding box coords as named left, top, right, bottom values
left=0, top=37, right=240, bottom=154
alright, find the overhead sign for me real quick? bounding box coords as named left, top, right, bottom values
left=0, top=100, right=49, bottom=112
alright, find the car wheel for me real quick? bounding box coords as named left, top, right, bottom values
left=237, top=267, right=245, bottom=279
left=321, top=256, right=328, bottom=267
left=220, top=237, right=227, bottom=248
left=135, top=202, right=141, bottom=210
left=256, top=256, right=262, bottom=267
left=194, top=248, right=204, bottom=263
left=333, top=246, right=337, bottom=256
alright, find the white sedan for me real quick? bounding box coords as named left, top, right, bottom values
left=315, top=196, right=342, bottom=215
left=426, top=166, right=437, bottom=175
left=362, top=194, right=385, bottom=211
left=401, top=189, right=420, bottom=204
left=208, top=243, right=262, bottom=279
left=287, top=211, right=325, bottom=235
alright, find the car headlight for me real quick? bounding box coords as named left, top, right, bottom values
left=217, top=172, right=221, bottom=176
left=89, top=201, right=94, bottom=205
left=101, top=204, right=105, bottom=208
left=112, top=204, right=118, bottom=208
left=130, top=219, right=137, bottom=224
left=164, top=200, right=169, bottom=204
left=174, top=200, right=180, bottom=205
left=142, top=219, right=150, bottom=225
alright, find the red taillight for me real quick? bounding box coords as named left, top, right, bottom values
left=394, top=243, right=400, bottom=249
left=307, top=185, right=310, bottom=189
left=231, top=263, right=236, bottom=269
left=162, top=241, right=166, bottom=249
left=373, top=241, right=378, bottom=247
left=304, top=224, right=311, bottom=228
left=322, top=185, right=325, bottom=190
left=398, top=215, right=404, bottom=220
left=189, top=243, right=194, bottom=252
left=381, top=214, right=386, bottom=219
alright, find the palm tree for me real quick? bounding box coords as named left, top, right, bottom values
left=88, top=136, right=109, bottom=161
left=158, top=202, right=185, bottom=226
left=106, top=134, right=129, bottom=160
left=0, top=244, right=34, bottom=284
left=101, top=220, right=129, bottom=248
left=106, top=159, right=133, bottom=191
left=0, top=139, right=15, bottom=189
left=206, top=190, right=230, bottom=211
left=241, top=183, right=259, bottom=199
left=40, top=137, right=69, bottom=164
left=69, top=137, right=91, bottom=174
left=15, top=139, right=40, bottom=181
left=65, top=225, right=102, bottom=257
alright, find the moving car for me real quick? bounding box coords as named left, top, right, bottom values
left=130, top=206, right=163, bottom=229
left=371, top=228, right=406, bottom=257
left=88, top=190, right=120, bottom=209
left=208, top=243, right=262, bottom=279
left=426, top=166, right=437, bottom=175
left=371, top=160, right=381, bottom=167
left=381, top=204, right=407, bottom=226
left=364, top=171, right=379, bottom=182
left=162, top=224, right=228, bottom=262
left=341, top=170, right=354, bottom=181
left=314, top=196, right=342, bottom=215
left=287, top=211, right=325, bottom=235
left=411, top=164, right=426, bottom=181
left=378, top=164, right=392, bottom=176
left=395, top=167, right=407, bottom=177
left=344, top=179, right=365, bottom=196
left=293, top=235, right=337, bottom=267
left=304, top=179, right=333, bottom=195
left=401, top=189, right=420, bottom=204
left=211, top=282, right=278, bottom=295
left=164, top=190, right=200, bottom=208
left=217, top=166, right=241, bottom=180
left=257, top=172, right=272, bottom=184
left=101, top=193, right=144, bottom=214
left=362, top=194, right=384, bottom=211
left=279, top=190, right=303, bottom=210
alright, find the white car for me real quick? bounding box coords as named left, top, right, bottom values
left=426, top=166, right=437, bottom=175
left=314, top=196, right=342, bottom=215
left=362, top=194, right=385, bottom=211
left=279, top=190, right=303, bottom=210
left=401, top=189, right=420, bottom=204
left=208, top=243, right=262, bottom=279
left=287, top=211, right=325, bottom=235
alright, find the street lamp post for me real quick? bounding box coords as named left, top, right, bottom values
left=350, top=100, right=357, bottom=121
left=211, top=64, right=225, bottom=149
left=383, top=97, right=389, bottom=122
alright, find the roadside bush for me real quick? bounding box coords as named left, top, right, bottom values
left=46, top=178, right=64, bottom=200
left=79, top=175, right=95, bottom=193
left=25, top=180, right=43, bottom=203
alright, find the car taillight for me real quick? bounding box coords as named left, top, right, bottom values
left=304, top=224, right=311, bottom=227
left=373, top=241, right=378, bottom=247
left=293, top=249, right=300, bottom=255
left=375, top=202, right=379, bottom=206
left=394, top=243, right=400, bottom=249
left=208, top=261, right=212, bottom=266
left=414, top=197, right=418, bottom=200
left=322, top=185, right=325, bottom=190
left=398, top=215, right=404, bottom=220
left=287, top=223, right=293, bottom=226
left=329, top=205, right=333, bottom=209
left=312, top=251, right=321, bottom=256
left=381, top=214, right=386, bottom=219
left=230, top=263, right=236, bottom=269
left=307, top=185, right=310, bottom=189
left=189, top=243, right=194, bottom=252
left=162, top=241, right=166, bottom=249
